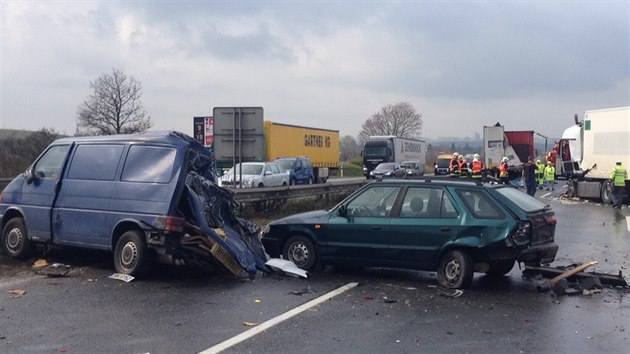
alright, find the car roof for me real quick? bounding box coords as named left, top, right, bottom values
left=372, top=176, right=502, bottom=189
left=52, top=130, right=194, bottom=148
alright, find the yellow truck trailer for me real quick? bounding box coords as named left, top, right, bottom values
left=264, top=121, right=340, bottom=182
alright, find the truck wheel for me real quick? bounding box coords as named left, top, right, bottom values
left=258, top=183, right=264, bottom=188
left=290, top=178, right=296, bottom=186
left=601, top=180, right=613, bottom=204
left=114, top=230, right=152, bottom=276
left=308, top=177, right=313, bottom=185
left=485, top=259, right=515, bottom=276
left=1, top=217, right=32, bottom=259
left=282, top=235, right=318, bottom=271
left=437, top=250, right=473, bottom=289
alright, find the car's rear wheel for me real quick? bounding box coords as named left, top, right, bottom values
left=485, top=259, right=515, bottom=276
left=308, top=177, right=313, bottom=185
left=1, top=217, right=32, bottom=259
left=437, top=250, right=473, bottom=289
left=282, top=235, right=318, bottom=271
left=114, top=230, right=152, bottom=276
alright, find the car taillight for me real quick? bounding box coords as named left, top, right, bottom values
left=509, top=221, right=531, bottom=245
left=155, top=216, right=185, bottom=232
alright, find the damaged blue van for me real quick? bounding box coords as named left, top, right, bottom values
left=0, top=131, right=268, bottom=277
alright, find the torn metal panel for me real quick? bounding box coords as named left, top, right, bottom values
left=182, top=172, right=269, bottom=275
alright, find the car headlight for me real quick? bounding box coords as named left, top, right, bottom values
left=385, top=171, right=392, bottom=176
left=243, top=178, right=254, bottom=187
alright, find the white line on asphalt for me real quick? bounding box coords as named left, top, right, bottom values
left=199, top=282, right=359, bottom=354
left=626, top=216, right=630, bottom=232
left=541, top=192, right=551, bottom=198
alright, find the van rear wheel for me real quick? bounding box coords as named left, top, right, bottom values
left=1, top=217, right=32, bottom=259
left=114, top=230, right=152, bottom=277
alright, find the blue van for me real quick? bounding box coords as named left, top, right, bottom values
left=0, top=131, right=267, bottom=277
left=273, top=157, right=315, bottom=185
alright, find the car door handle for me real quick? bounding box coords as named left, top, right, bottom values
left=441, top=227, right=451, bottom=232
left=371, top=226, right=382, bottom=230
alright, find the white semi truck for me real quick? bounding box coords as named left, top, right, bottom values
left=555, top=107, right=630, bottom=203
left=362, top=136, right=426, bottom=178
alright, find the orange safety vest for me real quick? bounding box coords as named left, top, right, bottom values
left=499, top=162, right=508, bottom=177
left=459, top=161, right=469, bottom=178
left=471, top=160, right=483, bottom=177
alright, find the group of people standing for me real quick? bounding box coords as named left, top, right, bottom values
left=522, top=156, right=555, bottom=197
left=448, top=152, right=484, bottom=179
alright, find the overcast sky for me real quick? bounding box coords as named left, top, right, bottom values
left=1, top=1, right=628, bottom=140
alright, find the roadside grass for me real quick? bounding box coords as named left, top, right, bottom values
left=330, top=162, right=363, bottom=178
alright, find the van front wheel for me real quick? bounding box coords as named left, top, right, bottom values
left=114, top=230, right=152, bottom=277
left=1, top=217, right=32, bottom=259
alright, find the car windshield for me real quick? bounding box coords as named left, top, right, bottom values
left=436, top=158, right=450, bottom=167
left=275, top=159, right=295, bottom=171
left=375, top=163, right=395, bottom=171
left=401, top=163, right=415, bottom=169
left=494, top=186, right=548, bottom=212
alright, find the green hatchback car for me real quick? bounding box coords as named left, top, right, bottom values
left=261, top=178, right=558, bottom=289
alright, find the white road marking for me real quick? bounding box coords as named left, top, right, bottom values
left=541, top=192, right=551, bottom=198
left=199, top=282, right=359, bottom=354
left=626, top=216, right=630, bottom=232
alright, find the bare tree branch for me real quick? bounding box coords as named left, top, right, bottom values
left=359, top=102, right=423, bottom=142
left=76, top=68, right=152, bottom=135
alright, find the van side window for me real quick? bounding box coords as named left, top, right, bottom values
left=33, top=144, right=71, bottom=179
left=122, top=146, right=177, bottom=183
left=67, top=144, right=124, bottom=181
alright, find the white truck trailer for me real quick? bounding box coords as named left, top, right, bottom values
left=555, top=107, right=630, bottom=203
left=362, top=136, right=426, bottom=178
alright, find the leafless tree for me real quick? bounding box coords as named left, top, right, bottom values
left=76, top=68, right=152, bottom=135
left=358, top=102, right=423, bottom=143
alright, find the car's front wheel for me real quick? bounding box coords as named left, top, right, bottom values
left=114, top=230, right=152, bottom=276
left=485, top=259, right=515, bottom=276
left=437, top=250, right=473, bottom=289
left=282, top=235, right=318, bottom=271
left=1, top=217, right=32, bottom=259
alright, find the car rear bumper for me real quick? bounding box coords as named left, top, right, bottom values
left=518, top=242, right=559, bottom=264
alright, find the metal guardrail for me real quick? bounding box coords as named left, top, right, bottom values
left=0, top=178, right=368, bottom=203
left=231, top=179, right=368, bottom=203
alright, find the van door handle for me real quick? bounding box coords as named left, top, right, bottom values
left=371, top=226, right=382, bottom=230
left=441, top=227, right=451, bottom=232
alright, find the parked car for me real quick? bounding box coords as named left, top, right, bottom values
left=219, top=162, right=289, bottom=188
left=274, top=157, right=314, bottom=185
left=434, top=156, right=451, bottom=175
left=261, top=178, right=559, bottom=289
left=0, top=131, right=268, bottom=277
left=401, top=161, right=425, bottom=177
left=369, top=162, right=404, bottom=179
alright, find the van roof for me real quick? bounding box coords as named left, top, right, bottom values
left=53, top=131, right=197, bottom=148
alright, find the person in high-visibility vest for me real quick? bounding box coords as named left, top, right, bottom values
left=499, top=157, right=509, bottom=185
left=535, top=159, right=544, bottom=190
left=610, top=161, right=627, bottom=209
left=470, top=153, right=483, bottom=179
left=458, top=155, right=469, bottom=178
left=449, top=152, right=460, bottom=178
left=544, top=161, right=555, bottom=191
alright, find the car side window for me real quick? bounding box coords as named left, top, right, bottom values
left=346, top=186, right=400, bottom=217
left=270, top=163, right=281, bottom=174
left=400, top=187, right=431, bottom=218
left=121, top=145, right=177, bottom=183
left=33, top=144, right=72, bottom=179
left=457, top=189, right=505, bottom=219
left=67, top=144, right=124, bottom=181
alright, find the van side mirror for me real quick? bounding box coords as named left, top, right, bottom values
left=25, top=168, right=37, bottom=184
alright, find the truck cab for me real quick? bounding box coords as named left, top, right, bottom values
left=362, top=139, right=394, bottom=178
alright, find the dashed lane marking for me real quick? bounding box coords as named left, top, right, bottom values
left=199, top=282, right=359, bottom=354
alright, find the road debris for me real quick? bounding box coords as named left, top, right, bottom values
left=543, top=261, right=598, bottom=286
left=288, top=287, right=313, bottom=296
left=109, top=273, right=135, bottom=282
left=524, top=262, right=628, bottom=288
left=35, top=263, right=72, bottom=278
left=437, top=288, right=463, bottom=298
left=7, top=289, right=26, bottom=298
left=264, top=258, right=307, bottom=278
left=242, top=322, right=258, bottom=327
left=32, top=259, right=49, bottom=269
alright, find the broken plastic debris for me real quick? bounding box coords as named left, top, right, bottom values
left=109, top=273, right=135, bottom=282
left=242, top=322, right=258, bottom=327
left=32, top=259, right=49, bottom=269
left=437, top=288, right=463, bottom=298
left=8, top=289, right=26, bottom=297
left=254, top=299, right=262, bottom=304
left=265, top=258, right=307, bottom=278
left=288, top=287, right=313, bottom=296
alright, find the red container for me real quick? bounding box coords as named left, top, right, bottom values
left=505, top=131, right=534, bottom=162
